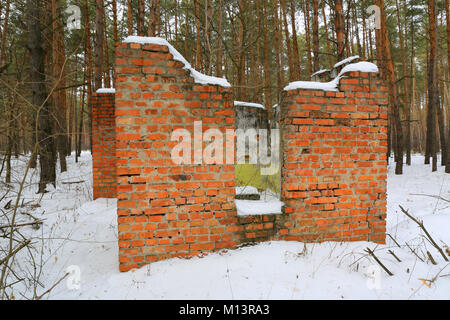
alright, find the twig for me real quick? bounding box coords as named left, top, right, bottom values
left=0, top=240, right=31, bottom=266
left=364, top=247, right=394, bottom=276
left=387, top=233, right=401, bottom=248
left=388, top=250, right=402, bottom=262
left=405, top=242, right=425, bottom=262
left=409, top=193, right=449, bottom=203
left=0, top=221, right=43, bottom=230
left=399, top=205, right=449, bottom=262
left=61, top=180, right=85, bottom=185
left=35, top=272, right=69, bottom=300
left=427, top=251, right=437, bottom=265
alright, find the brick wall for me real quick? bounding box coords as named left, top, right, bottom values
left=279, top=71, right=388, bottom=243
left=114, top=41, right=246, bottom=271
left=92, top=38, right=389, bottom=272
left=92, top=92, right=117, bottom=199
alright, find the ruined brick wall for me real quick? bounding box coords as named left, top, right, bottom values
left=115, top=41, right=244, bottom=271
left=92, top=92, right=117, bottom=199
left=92, top=38, right=389, bottom=272
left=279, top=71, right=388, bottom=243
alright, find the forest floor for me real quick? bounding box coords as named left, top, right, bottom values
left=1, top=152, right=449, bottom=300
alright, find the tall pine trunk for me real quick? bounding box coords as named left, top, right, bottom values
left=312, top=0, right=320, bottom=72
left=376, top=0, right=404, bottom=174
left=27, top=0, right=56, bottom=192
left=426, top=0, right=439, bottom=172
left=94, top=0, right=104, bottom=90
left=335, top=0, right=345, bottom=62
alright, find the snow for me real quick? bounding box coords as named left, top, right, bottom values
left=1, top=154, right=449, bottom=299
left=235, top=189, right=284, bottom=216
left=283, top=78, right=340, bottom=92
left=311, top=69, right=330, bottom=77
left=234, top=101, right=265, bottom=110
left=235, top=186, right=259, bottom=195
left=284, top=60, right=379, bottom=92
left=123, top=36, right=231, bottom=88
left=339, top=61, right=379, bottom=75
left=333, top=55, right=360, bottom=69
left=235, top=199, right=284, bottom=216
left=96, top=88, right=116, bottom=94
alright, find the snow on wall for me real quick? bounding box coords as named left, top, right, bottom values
left=333, top=55, right=360, bottom=69
left=96, top=88, right=116, bottom=94
left=123, top=36, right=231, bottom=88
left=92, top=43, right=389, bottom=271
left=280, top=65, right=389, bottom=243
left=284, top=60, right=379, bottom=92
left=234, top=101, right=265, bottom=110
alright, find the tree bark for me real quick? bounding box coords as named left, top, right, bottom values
left=335, top=0, right=345, bottom=62
left=312, top=0, right=320, bottom=72
left=216, top=0, right=223, bottom=78
left=194, top=0, right=202, bottom=71
left=395, top=0, right=411, bottom=166
left=52, top=0, right=68, bottom=173
left=303, top=0, right=312, bottom=76
left=445, top=0, right=450, bottom=173
left=281, top=0, right=294, bottom=81
left=376, top=0, right=404, bottom=174
left=426, top=0, right=439, bottom=172
left=94, top=0, right=104, bottom=90
left=290, top=0, right=301, bottom=80
left=127, top=0, right=133, bottom=35
left=27, top=0, right=56, bottom=192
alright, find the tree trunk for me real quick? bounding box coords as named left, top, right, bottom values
left=445, top=0, right=450, bottom=173
left=281, top=0, right=294, bottom=81
left=321, top=1, right=333, bottom=68
left=0, top=0, right=10, bottom=65
left=335, top=0, right=345, bottom=62
left=112, top=0, right=118, bottom=86
left=52, top=0, right=68, bottom=173
left=426, top=0, right=439, bottom=172
left=290, top=0, right=301, bottom=80
left=127, top=0, right=133, bottom=35
left=194, top=0, right=202, bottom=71
left=216, top=0, right=223, bottom=78
left=84, top=0, right=93, bottom=152
left=312, top=0, right=320, bottom=73
left=303, top=0, right=312, bottom=76
left=137, top=0, right=145, bottom=36
left=27, top=0, right=56, bottom=192
left=395, top=0, right=411, bottom=166
left=263, top=0, right=272, bottom=114
left=273, top=0, right=282, bottom=99
left=94, top=0, right=104, bottom=90
left=409, top=19, right=416, bottom=166
left=376, top=0, right=404, bottom=174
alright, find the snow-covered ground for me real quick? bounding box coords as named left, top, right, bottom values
left=0, top=153, right=449, bottom=300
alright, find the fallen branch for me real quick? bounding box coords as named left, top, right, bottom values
left=364, top=247, right=394, bottom=276
left=35, top=272, right=69, bottom=300
left=0, top=220, right=43, bottom=230
left=387, top=233, right=401, bottom=248
left=409, top=193, right=449, bottom=203
left=427, top=251, right=437, bottom=265
left=61, top=180, right=85, bottom=185
left=399, top=205, right=449, bottom=262
left=405, top=242, right=425, bottom=262
left=388, top=250, right=402, bottom=262
left=0, top=240, right=31, bottom=266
